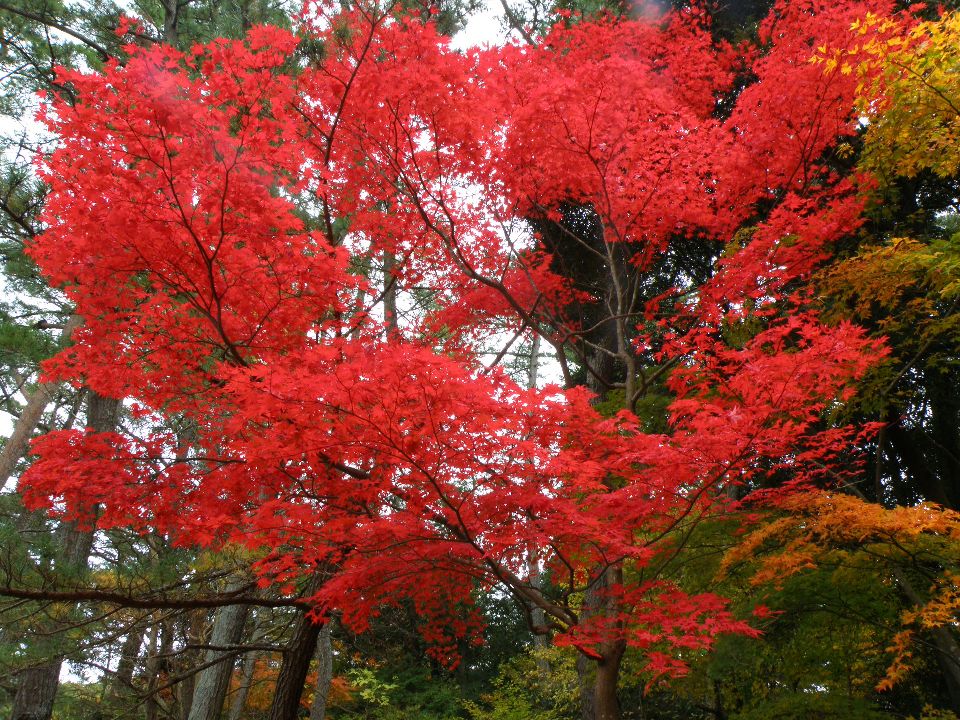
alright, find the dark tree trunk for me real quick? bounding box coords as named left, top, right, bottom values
left=107, top=623, right=144, bottom=710
left=594, top=651, right=625, bottom=720
left=268, top=575, right=326, bottom=720
left=161, top=0, right=179, bottom=45
left=9, top=664, right=60, bottom=720
left=575, top=565, right=627, bottom=720
left=113, top=625, right=144, bottom=693
left=267, top=613, right=324, bottom=720
left=144, top=617, right=175, bottom=720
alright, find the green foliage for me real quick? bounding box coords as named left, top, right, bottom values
left=462, top=648, right=579, bottom=720
left=731, top=693, right=890, bottom=720
left=333, top=665, right=462, bottom=720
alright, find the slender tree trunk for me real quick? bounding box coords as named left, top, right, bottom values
left=712, top=680, right=727, bottom=720
left=187, top=578, right=250, bottom=720
left=0, top=315, right=81, bottom=487
left=177, top=608, right=205, bottom=720
left=9, top=392, right=120, bottom=720
left=527, top=333, right=540, bottom=390
left=143, top=622, right=160, bottom=720
left=110, top=624, right=144, bottom=699
left=308, top=624, right=333, bottom=720
left=528, top=546, right=552, bottom=679
left=144, top=617, right=174, bottom=720
left=227, top=616, right=265, bottom=720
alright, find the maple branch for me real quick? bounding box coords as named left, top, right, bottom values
left=395, top=161, right=613, bottom=389
left=317, top=452, right=370, bottom=480
left=889, top=58, right=960, bottom=122
left=483, top=317, right=531, bottom=373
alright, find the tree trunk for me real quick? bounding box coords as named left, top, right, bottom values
left=576, top=654, right=597, bottom=720
left=9, top=392, right=120, bottom=720
left=187, top=580, right=250, bottom=720
left=0, top=315, right=82, bottom=487
left=576, top=564, right=626, bottom=720
left=268, top=577, right=325, bottom=720
left=8, top=665, right=60, bottom=720
left=161, top=0, right=179, bottom=45
left=594, top=651, right=624, bottom=720
left=143, top=622, right=160, bottom=720
left=525, top=335, right=551, bottom=680
left=931, top=626, right=960, bottom=714
left=267, top=614, right=324, bottom=720
left=227, top=615, right=265, bottom=720
left=144, top=617, right=174, bottom=720
left=528, top=545, right=552, bottom=679
left=308, top=624, right=333, bottom=720
left=177, top=608, right=205, bottom=720
left=109, top=624, right=144, bottom=699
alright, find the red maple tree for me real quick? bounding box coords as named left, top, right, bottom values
left=22, top=1, right=896, bottom=717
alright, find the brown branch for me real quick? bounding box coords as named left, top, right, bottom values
left=0, top=585, right=309, bottom=610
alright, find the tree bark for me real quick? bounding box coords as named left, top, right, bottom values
left=308, top=624, right=333, bottom=720
left=594, top=651, right=625, bottom=720
left=161, top=0, right=179, bottom=45
left=267, top=577, right=326, bottom=720
left=227, top=616, right=265, bottom=720
left=8, top=665, right=60, bottom=720
left=144, top=617, right=174, bottom=720
left=109, top=624, right=144, bottom=700
left=528, top=545, right=552, bottom=679
left=187, top=579, right=250, bottom=720
left=576, top=565, right=626, bottom=720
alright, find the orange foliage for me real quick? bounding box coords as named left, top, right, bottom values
left=721, top=491, right=960, bottom=690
